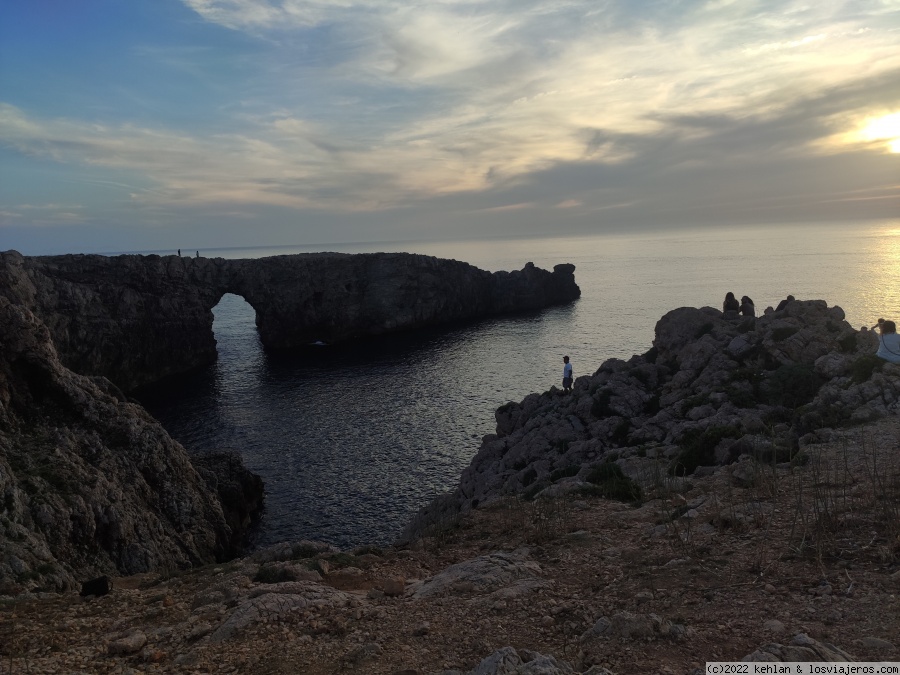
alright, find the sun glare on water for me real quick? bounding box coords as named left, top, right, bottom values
left=860, top=113, right=900, bottom=153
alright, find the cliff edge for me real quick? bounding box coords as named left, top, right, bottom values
left=0, top=296, right=263, bottom=592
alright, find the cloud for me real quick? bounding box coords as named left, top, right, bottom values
left=3, top=0, right=898, bottom=234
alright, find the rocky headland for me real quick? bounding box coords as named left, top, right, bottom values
left=0, top=296, right=264, bottom=593
left=0, top=251, right=580, bottom=391
left=2, top=282, right=900, bottom=673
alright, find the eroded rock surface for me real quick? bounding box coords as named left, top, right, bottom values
left=0, top=250, right=580, bottom=390
left=403, top=299, right=899, bottom=540
left=0, top=297, right=263, bottom=591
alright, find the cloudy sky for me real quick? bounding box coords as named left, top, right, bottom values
left=1, top=0, right=898, bottom=254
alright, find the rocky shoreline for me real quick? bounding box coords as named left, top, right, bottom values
left=402, top=298, right=898, bottom=541
left=0, top=251, right=580, bottom=391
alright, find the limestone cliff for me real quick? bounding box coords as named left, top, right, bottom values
left=0, top=251, right=580, bottom=391
left=0, top=296, right=262, bottom=592
left=403, top=299, right=898, bottom=540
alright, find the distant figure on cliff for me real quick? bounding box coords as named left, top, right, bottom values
left=876, top=320, right=900, bottom=363
left=195, top=250, right=199, bottom=258
left=775, top=295, right=795, bottom=312
left=740, top=295, right=756, bottom=317
left=562, top=356, right=573, bottom=393
left=177, top=249, right=181, bottom=257
left=723, top=292, right=740, bottom=318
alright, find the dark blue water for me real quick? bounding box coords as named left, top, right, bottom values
left=136, top=223, right=896, bottom=548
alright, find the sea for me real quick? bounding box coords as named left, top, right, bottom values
left=133, top=220, right=900, bottom=549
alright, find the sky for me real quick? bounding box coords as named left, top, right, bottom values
left=1, top=0, right=898, bottom=254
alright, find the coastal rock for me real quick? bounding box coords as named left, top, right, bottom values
left=467, top=646, right=576, bottom=675
left=412, top=550, right=543, bottom=598
left=742, top=633, right=855, bottom=662
left=0, top=250, right=580, bottom=391
left=0, top=297, right=262, bottom=591
left=403, top=298, right=898, bottom=543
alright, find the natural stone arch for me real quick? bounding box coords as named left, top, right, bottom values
left=0, top=249, right=580, bottom=391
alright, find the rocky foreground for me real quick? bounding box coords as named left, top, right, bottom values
left=2, top=415, right=898, bottom=673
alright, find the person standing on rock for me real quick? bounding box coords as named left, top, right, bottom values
left=562, top=356, right=573, bottom=393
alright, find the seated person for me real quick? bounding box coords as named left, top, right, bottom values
left=876, top=320, right=900, bottom=363
left=723, top=292, right=740, bottom=313
left=740, top=296, right=755, bottom=317
left=775, top=295, right=795, bottom=312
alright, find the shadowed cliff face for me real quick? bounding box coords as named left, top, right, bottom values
left=0, top=251, right=579, bottom=391
left=0, top=297, right=262, bottom=591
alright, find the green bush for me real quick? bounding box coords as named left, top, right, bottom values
left=850, top=354, right=884, bottom=384
left=762, top=363, right=824, bottom=408
left=670, top=425, right=741, bottom=476
left=838, top=333, right=858, bottom=353
left=254, top=565, right=298, bottom=584
left=771, top=326, right=799, bottom=342
left=550, top=466, right=580, bottom=482
left=695, top=322, right=714, bottom=339
left=591, top=390, right=614, bottom=418
left=610, top=419, right=630, bottom=445
left=584, top=462, right=642, bottom=502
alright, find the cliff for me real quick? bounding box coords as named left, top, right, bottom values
left=0, top=251, right=580, bottom=391
left=403, top=299, right=899, bottom=538
left=0, top=296, right=263, bottom=592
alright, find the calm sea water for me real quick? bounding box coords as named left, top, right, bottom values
left=135, top=221, right=900, bottom=548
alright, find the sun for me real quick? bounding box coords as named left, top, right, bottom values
left=860, top=113, right=900, bottom=153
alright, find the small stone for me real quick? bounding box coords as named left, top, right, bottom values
left=383, top=577, right=406, bottom=597
left=163, top=595, right=175, bottom=607
left=412, top=622, right=430, bottom=637
left=108, top=631, right=147, bottom=655
left=635, top=590, right=654, bottom=603
left=764, top=584, right=776, bottom=594
left=764, top=619, right=785, bottom=634
left=367, top=588, right=385, bottom=600
left=542, top=616, right=554, bottom=627
left=858, top=637, right=895, bottom=650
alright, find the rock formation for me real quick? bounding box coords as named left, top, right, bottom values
left=0, top=296, right=263, bottom=592
left=403, top=299, right=899, bottom=539
left=0, top=251, right=580, bottom=391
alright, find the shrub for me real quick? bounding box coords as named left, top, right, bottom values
left=644, top=347, right=659, bottom=364
left=591, top=390, right=614, bottom=418
left=670, top=425, right=741, bottom=476
left=850, top=354, right=884, bottom=384
left=762, top=363, right=824, bottom=408
left=610, top=419, right=630, bottom=446
left=695, top=322, right=714, bottom=339
left=584, top=462, right=642, bottom=502
left=550, top=466, right=580, bottom=482
left=838, top=333, right=858, bottom=353
left=254, top=565, right=298, bottom=584
left=771, top=326, right=799, bottom=342
left=521, top=467, right=538, bottom=487
left=644, top=394, right=661, bottom=415
left=553, top=439, right=570, bottom=454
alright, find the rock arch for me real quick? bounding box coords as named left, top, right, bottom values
left=0, top=250, right=580, bottom=391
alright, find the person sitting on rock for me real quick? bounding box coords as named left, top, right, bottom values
left=775, top=295, right=795, bottom=312
left=875, top=320, right=900, bottom=363
left=723, top=292, right=740, bottom=318
left=740, top=295, right=756, bottom=317
left=562, top=356, right=573, bottom=393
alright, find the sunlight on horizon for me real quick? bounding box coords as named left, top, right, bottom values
left=860, top=113, right=900, bottom=153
